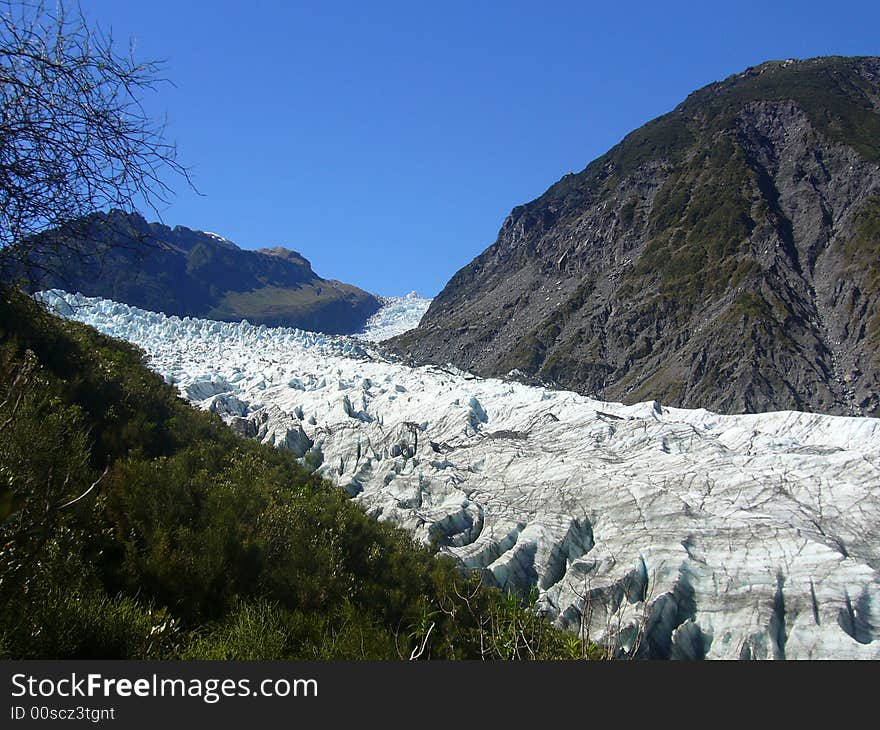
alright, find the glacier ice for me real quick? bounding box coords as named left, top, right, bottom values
left=36, top=289, right=880, bottom=659
left=353, top=292, right=432, bottom=342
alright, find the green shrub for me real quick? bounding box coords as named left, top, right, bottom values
left=0, top=286, right=584, bottom=660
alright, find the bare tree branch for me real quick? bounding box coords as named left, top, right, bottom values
left=0, top=0, right=193, bottom=287
left=58, top=464, right=108, bottom=509
left=408, top=621, right=434, bottom=660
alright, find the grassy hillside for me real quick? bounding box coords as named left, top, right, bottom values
left=0, top=287, right=582, bottom=659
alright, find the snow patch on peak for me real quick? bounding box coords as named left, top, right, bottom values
left=198, top=231, right=239, bottom=249
left=203, top=231, right=230, bottom=242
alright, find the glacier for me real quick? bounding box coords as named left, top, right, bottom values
left=353, top=291, right=432, bottom=342
left=36, top=290, right=880, bottom=659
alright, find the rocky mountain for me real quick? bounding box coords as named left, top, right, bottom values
left=394, top=56, right=880, bottom=416
left=22, top=210, right=381, bottom=334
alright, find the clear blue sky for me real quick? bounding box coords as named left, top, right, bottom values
left=78, top=0, right=879, bottom=296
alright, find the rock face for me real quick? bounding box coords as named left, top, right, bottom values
left=394, top=57, right=880, bottom=416
left=22, top=210, right=381, bottom=334
left=40, top=291, right=880, bottom=659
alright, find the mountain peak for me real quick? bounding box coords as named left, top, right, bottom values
left=24, top=212, right=381, bottom=334
left=256, top=246, right=313, bottom=271
left=394, top=56, right=880, bottom=416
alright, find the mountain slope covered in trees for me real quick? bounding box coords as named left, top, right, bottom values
left=0, top=288, right=577, bottom=659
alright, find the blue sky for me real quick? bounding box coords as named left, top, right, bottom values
left=78, top=0, right=879, bottom=296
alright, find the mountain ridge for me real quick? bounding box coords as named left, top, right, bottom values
left=393, top=56, right=880, bottom=416
left=20, top=209, right=382, bottom=334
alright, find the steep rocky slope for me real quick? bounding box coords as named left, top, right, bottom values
left=395, top=57, right=880, bottom=415
left=20, top=210, right=381, bottom=333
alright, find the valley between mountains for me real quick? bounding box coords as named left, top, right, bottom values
left=9, top=55, right=880, bottom=661
left=39, top=290, right=880, bottom=660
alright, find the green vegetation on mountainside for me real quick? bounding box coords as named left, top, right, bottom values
left=843, top=195, right=880, bottom=360
left=550, top=57, right=880, bottom=203
left=0, top=288, right=584, bottom=660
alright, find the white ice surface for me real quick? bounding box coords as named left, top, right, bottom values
left=37, top=290, right=880, bottom=659
left=354, top=291, right=431, bottom=342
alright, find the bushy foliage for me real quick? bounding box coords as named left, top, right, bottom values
left=633, top=133, right=758, bottom=309
left=0, top=288, right=579, bottom=659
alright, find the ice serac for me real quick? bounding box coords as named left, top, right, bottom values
left=38, top=290, right=880, bottom=659
left=353, top=292, right=432, bottom=342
